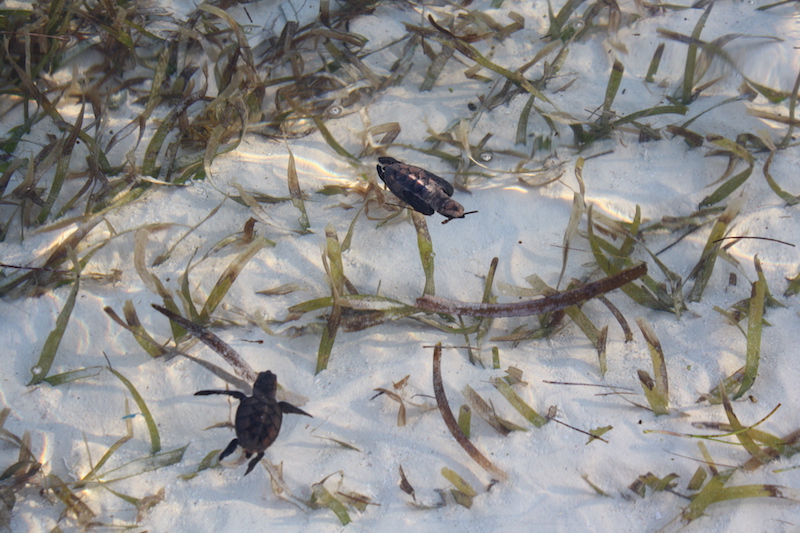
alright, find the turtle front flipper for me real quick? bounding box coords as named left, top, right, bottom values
left=244, top=452, right=264, bottom=476
left=219, top=438, right=239, bottom=461
left=278, top=401, right=312, bottom=418
left=195, top=390, right=248, bottom=401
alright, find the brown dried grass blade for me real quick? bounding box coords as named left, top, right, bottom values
left=432, top=344, right=508, bottom=481
left=462, top=385, right=522, bottom=435
left=398, top=465, right=415, bottom=501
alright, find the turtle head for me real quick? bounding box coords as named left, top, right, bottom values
left=377, top=156, right=400, bottom=166
left=438, top=199, right=477, bottom=224
left=253, top=371, right=278, bottom=399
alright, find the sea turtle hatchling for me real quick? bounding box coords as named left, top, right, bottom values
left=195, top=371, right=312, bottom=476
left=376, top=156, right=476, bottom=223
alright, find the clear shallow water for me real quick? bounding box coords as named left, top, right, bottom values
left=2, top=1, right=800, bottom=531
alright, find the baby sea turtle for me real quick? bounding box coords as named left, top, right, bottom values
left=195, top=371, right=312, bottom=476
left=376, top=156, right=476, bottom=223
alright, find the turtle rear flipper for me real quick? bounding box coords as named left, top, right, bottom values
left=219, top=438, right=239, bottom=461
left=244, top=452, right=264, bottom=476
left=279, top=402, right=312, bottom=417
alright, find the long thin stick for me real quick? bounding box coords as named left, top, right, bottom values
left=417, top=263, right=646, bottom=318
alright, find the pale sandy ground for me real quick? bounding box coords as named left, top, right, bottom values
left=2, top=1, right=800, bottom=532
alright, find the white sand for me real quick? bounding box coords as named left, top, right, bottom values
left=2, top=1, right=800, bottom=531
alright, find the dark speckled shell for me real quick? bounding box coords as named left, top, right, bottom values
left=377, top=157, right=465, bottom=220
left=235, top=395, right=282, bottom=454
left=196, top=370, right=312, bottom=475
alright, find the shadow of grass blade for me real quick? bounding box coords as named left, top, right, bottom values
left=428, top=15, right=552, bottom=106
left=312, top=116, right=359, bottom=163
left=94, top=445, right=188, bottom=482
left=134, top=228, right=185, bottom=339
left=28, top=249, right=81, bottom=385
left=153, top=198, right=227, bottom=267
left=78, top=400, right=134, bottom=487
